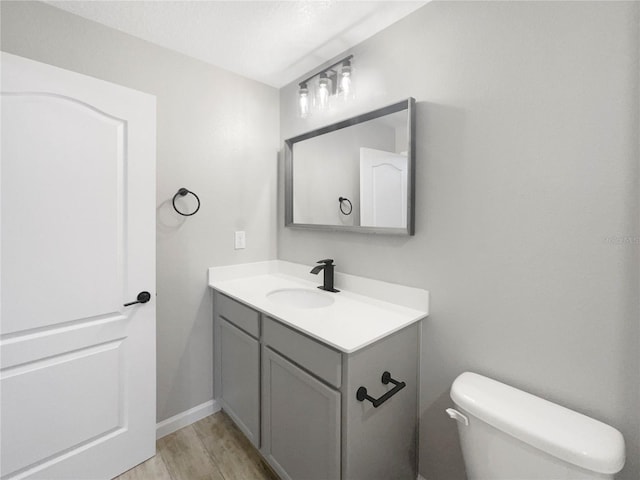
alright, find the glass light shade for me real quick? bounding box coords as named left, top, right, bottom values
left=317, top=75, right=330, bottom=110
left=298, top=85, right=310, bottom=118
left=338, top=62, right=354, bottom=101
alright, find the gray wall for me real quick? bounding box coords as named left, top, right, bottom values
left=1, top=1, right=279, bottom=422
left=280, top=2, right=639, bottom=479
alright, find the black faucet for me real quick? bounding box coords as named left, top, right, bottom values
left=310, top=259, right=340, bottom=293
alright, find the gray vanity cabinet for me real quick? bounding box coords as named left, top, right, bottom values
left=262, top=347, right=341, bottom=480
left=213, top=290, right=420, bottom=480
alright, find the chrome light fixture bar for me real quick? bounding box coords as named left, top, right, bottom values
left=297, top=55, right=354, bottom=118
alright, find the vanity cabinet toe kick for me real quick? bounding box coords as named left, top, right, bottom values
left=213, top=291, right=420, bottom=480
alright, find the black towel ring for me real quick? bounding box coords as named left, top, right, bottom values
left=339, top=196, right=353, bottom=216
left=172, top=188, right=200, bottom=216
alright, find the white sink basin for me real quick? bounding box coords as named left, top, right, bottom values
left=267, top=288, right=335, bottom=309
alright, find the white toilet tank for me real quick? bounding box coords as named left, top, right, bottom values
left=448, top=372, right=625, bottom=480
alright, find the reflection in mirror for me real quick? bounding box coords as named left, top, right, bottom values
left=285, top=98, right=415, bottom=235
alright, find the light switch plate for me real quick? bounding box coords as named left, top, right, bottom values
left=234, top=231, right=246, bottom=249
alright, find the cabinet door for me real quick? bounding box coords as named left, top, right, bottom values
left=262, top=348, right=340, bottom=480
left=220, top=318, right=260, bottom=446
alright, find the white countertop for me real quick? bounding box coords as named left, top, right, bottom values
left=208, top=261, right=429, bottom=353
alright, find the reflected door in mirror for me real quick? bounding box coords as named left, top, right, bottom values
left=360, top=147, right=408, bottom=228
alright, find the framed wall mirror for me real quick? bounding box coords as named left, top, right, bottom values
left=284, top=97, right=416, bottom=235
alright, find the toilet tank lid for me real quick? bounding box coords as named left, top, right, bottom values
left=450, top=372, right=625, bottom=475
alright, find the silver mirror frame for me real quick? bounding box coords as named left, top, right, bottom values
left=284, top=97, right=416, bottom=235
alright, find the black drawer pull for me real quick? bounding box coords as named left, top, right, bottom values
left=356, top=371, right=406, bottom=408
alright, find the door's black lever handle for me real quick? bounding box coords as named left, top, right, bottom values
left=124, top=291, right=151, bottom=307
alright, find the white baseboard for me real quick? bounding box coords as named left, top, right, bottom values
left=417, top=475, right=427, bottom=480
left=156, top=399, right=221, bottom=439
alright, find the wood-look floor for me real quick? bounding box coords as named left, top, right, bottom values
left=116, top=412, right=279, bottom=480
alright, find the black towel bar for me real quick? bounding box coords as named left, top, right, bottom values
left=356, top=371, right=406, bottom=408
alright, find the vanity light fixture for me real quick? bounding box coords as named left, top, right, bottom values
left=297, top=55, right=354, bottom=118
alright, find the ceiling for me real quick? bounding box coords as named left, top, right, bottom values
left=44, top=1, right=427, bottom=88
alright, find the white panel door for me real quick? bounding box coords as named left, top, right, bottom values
left=0, top=53, right=156, bottom=480
left=360, top=147, right=408, bottom=228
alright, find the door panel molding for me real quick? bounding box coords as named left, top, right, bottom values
left=2, top=341, right=126, bottom=476
left=0, top=312, right=126, bottom=342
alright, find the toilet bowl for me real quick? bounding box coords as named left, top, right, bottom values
left=447, top=372, right=625, bottom=480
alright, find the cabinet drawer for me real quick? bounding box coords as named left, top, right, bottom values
left=215, top=292, right=259, bottom=338
left=263, top=317, right=342, bottom=388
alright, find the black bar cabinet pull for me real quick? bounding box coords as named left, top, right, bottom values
left=124, top=291, right=151, bottom=307
left=356, top=371, right=406, bottom=408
